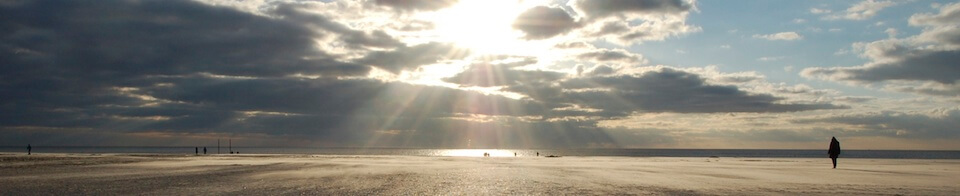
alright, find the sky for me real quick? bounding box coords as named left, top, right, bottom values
left=2, top=0, right=959, bottom=150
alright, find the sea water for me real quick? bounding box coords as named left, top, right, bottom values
left=3, top=146, right=960, bottom=159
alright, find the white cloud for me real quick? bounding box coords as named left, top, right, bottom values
left=753, top=32, right=803, bottom=41
left=793, top=18, right=807, bottom=23
left=372, top=0, right=459, bottom=12
left=571, top=0, right=701, bottom=45
left=803, top=3, right=960, bottom=96
left=885, top=28, right=898, bottom=38
left=810, top=8, right=832, bottom=14
left=820, top=0, right=896, bottom=21
left=757, top=56, right=785, bottom=62
left=909, top=2, right=960, bottom=27
left=720, top=45, right=731, bottom=49
left=834, top=48, right=850, bottom=56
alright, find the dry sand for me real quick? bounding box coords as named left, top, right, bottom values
left=0, top=153, right=957, bottom=195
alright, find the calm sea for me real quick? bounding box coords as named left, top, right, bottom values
left=2, top=146, right=959, bottom=159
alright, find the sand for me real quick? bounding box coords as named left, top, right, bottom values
left=0, top=153, right=957, bottom=195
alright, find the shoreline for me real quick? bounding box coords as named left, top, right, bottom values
left=3, top=147, right=960, bottom=159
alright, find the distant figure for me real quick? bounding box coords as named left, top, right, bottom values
left=203, top=147, right=207, bottom=154
left=195, top=147, right=199, bottom=155
left=828, top=137, right=841, bottom=168
left=536, top=152, right=539, bottom=157
left=483, top=152, right=489, bottom=157
left=27, top=144, right=32, bottom=155
left=514, top=152, right=517, bottom=157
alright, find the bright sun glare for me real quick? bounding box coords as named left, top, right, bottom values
left=396, top=0, right=567, bottom=91
left=424, top=0, right=553, bottom=57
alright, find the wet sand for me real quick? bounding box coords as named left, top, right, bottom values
left=1, top=153, right=957, bottom=195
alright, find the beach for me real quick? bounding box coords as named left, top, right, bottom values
left=1, top=154, right=957, bottom=195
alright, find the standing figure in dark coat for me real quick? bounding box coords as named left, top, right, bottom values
left=828, top=137, right=841, bottom=168
left=27, top=144, right=32, bottom=155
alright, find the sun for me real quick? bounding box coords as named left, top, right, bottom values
left=421, top=0, right=553, bottom=56
left=396, top=0, right=569, bottom=90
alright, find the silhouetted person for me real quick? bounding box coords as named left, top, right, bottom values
left=203, top=147, right=207, bottom=154
left=514, top=152, right=517, bottom=157
left=27, top=144, right=32, bottom=155
left=195, top=147, right=199, bottom=155
left=828, top=137, right=841, bottom=168
left=536, top=152, right=539, bottom=157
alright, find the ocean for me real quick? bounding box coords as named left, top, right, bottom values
left=3, top=146, right=960, bottom=159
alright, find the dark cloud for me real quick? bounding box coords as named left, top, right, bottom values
left=0, top=0, right=370, bottom=79
left=715, top=75, right=763, bottom=84
left=0, top=0, right=374, bottom=134
left=576, top=48, right=645, bottom=64
left=271, top=3, right=404, bottom=49
left=0, top=0, right=605, bottom=148
left=583, top=65, right=618, bottom=76
left=0, top=0, right=375, bottom=144
left=512, top=6, right=580, bottom=39
left=372, top=0, right=459, bottom=12
left=589, top=21, right=630, bottom=36
left=802, top=49, right=960, bottom=84
left=356, top=42, right=469, bottom=73
left=558, top=69, right=846, bottom=114
left=571, top=0, right=693, bottom=20
left=833, top=96, right=876, bottom=103
left=446, top=65, right=846, bottom=116
left=0, top=0, right=855, bottom=148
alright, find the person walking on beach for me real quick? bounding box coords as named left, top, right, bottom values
left=195, top=147, right=199, bottom=155
left=27, top=144, right=32, bottom=155
left=203, top=147, right=207, bottom=154
left=828, top=137, right=841, bottom=169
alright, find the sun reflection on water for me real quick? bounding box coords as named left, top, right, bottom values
left=438, top=149, right=517, bottom=157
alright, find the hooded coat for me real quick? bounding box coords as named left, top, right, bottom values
left=828, top=137, right=841, bottom=158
